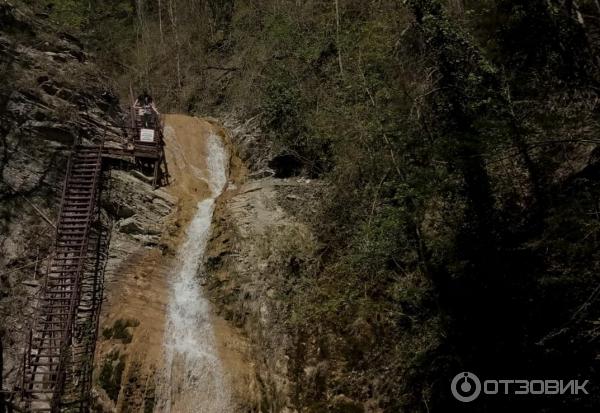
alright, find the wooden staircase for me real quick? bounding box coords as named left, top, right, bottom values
left=23, top=144, right=106, bottom=412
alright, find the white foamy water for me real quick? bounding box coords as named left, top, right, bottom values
left=156, top=132, right=231, bottom=413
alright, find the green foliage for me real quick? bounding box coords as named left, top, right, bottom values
left=263, top=73, right=302, bottom=142
left=143, top=387, right=156, bottom=413
left=22, top=0, right=89, bottom=30
left=98, top=351, right=126, bottom=401
left=71, top=0, right=600, bottom=410
left=495, top=0, right=593, bottom=86
left=101, top=318, right=139, bottom=344
left=52, top=0, right=88, bottom=28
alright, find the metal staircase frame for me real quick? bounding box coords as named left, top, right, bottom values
left=22, top=137, right=108, bottom=412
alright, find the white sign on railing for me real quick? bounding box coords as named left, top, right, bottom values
left=140, top=128, right=155, bottom=143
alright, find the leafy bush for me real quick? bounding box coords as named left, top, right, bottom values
left=101, top=318, right=139, bottom=344
left=98, top=351, right=126, bottom=401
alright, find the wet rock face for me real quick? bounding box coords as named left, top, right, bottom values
left=206, top=175, right=323, bottom=412
left=0, top=2, right=125, bottom=392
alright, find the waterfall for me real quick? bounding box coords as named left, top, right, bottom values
left=156, top=132, right=231, bottom=412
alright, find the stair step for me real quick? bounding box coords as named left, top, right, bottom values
left=44, top=289, right=77, bottom=295
left=64, top=194, right=93, bottom=199
left=24, top=378, right=57, bottom=384
left=52, top=256, right=85, bottom=261
left=56, top=245, right=82, bottom=254
left=66, top=187, right=94, bottom=192
left=45, top=286, right=75, bottom=291
left=75, top=152, right=100, bottom=156
left=27, top=361, right=61, bottom=367
left=62, top=201, right=91, bottom=205
left=40, top=313, right=71, bottom=318
left=52, top=255, right=87, bottom=266
left=71, top=162, right=98, bottom=166
left=67, top=178, right=95, bottom=182
left=57, top=221, right=89, bottom=226
left=46, top=280, right=73, bottom=289
left=42, top=293, right=73, bottom=298
left=67, top=186, right=96, bottom=190
left=37, top=298, right=71, bottom=309
left=24, top=390, right=56, bottom=395
left=61, top=201, right=92, bottom=206
left=73, top=162, right=99, bottom=166
left=64, top=194, right=94, bottom=199
left=48, top=269, right=78, bottom=274
left=45, top=283, right=75, bottom=289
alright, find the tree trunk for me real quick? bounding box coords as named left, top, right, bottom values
left=503, top=86, right=546, bottom=211
left=334, top=0, right=343, bottom=76
left=168, top=0, right=183, bottom=105
left=449, top=0, right=464, bottom=16
left=0, top=332, right=4, bottom=413
left=136, top=0, right=144, bottom=27
left=158, top=0, right=164, bottom=44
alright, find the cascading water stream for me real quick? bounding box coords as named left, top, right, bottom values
left=156, top=132, right=231, bottom=412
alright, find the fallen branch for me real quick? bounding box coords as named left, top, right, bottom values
left=201, top=65, right=239, bottom=72
left=0, top=255, right=50, bottom=277
left=5, top=183, right=55, bottom=229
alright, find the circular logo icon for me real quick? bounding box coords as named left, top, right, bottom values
left=451, top=372, right=481, bottom=402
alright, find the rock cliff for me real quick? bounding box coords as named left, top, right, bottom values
left=204, top=119, right=344, bottom=412
left=0, top=2, right=158, bottom=401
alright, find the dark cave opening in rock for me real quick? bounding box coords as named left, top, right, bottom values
left=268, top=153, right=303, bottom=178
